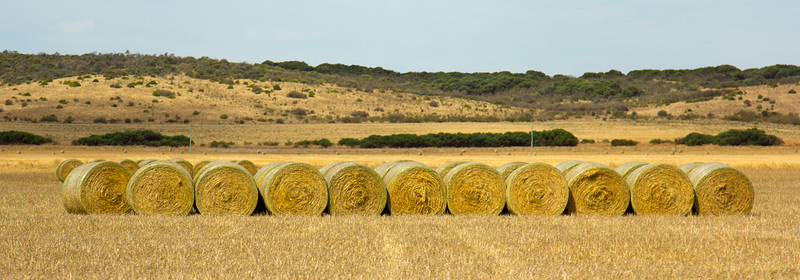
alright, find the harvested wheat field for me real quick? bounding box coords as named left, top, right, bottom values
left=1, top=148, right=800, bottom=278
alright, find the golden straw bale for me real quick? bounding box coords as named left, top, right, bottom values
left=116, top=159, right=139, bottom=173
left=137, top=159, right=157, bottom=168
left=496, top=162, right=527, bottom=180
left=373, top=160, right=413, bottom=178
left=625, top=163, right=694, bottom=215
left=321, top=161, right=387, bottom=215
left=194, top=161, right=259, bottom=215
left=563, top=162, right=630, bottom=215
left=614, top=161, right=649, bottom=179
left=444, top=162, right=506, bottom=215
left=259, top=162, right=329, bottom=215
left=435, top=161, right=468, bottom=177
left=126, top=161, right=194, bottom=215
left=254, top=162, right=290, bottom=189
left=381, top=161, right=446, bottom=215
left=169, top=158, right=194, bottom=177
left=319, top=161, right=346, bottom=176
left=55, top=159, right=83, bottom=182
left=505, top=162, right=568, bottom=215
left=91, top=159, right=106, bottom=163
left=62, top=161, right=132, bottom=214
left=235, top=160, right=258, bottom=176
left=555, top=160, right=584, bottom=174
left=192, top=160, right=211, bottom=176
left=679, top=162, right=706, bottom=174
left=686, top=162, right=753, bottom=215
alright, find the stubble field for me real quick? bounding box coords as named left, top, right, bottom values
left=1, top=144, right=799, bottom=278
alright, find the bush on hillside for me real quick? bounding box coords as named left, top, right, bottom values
left=0, top=130, right=53, bottom=145
left=73, top=130, right=192, bottom=147
left=675, top=128, right=782, bottom=146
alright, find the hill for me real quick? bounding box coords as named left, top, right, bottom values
left=1, top=51, right=799, bottom=126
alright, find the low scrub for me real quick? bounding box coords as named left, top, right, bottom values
left=73, top=130, right=192, bottom=147
left=0, top=130, right=53, bottom=145
left=675, top=128, right=782, bottom=146
left=337, top=129, right=578, bottom=148
left=610, top=139, right=638, bottom=146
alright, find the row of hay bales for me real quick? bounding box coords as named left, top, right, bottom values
left=56, top=159, right=753, bottom=216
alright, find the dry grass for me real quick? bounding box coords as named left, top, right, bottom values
left=1, top=165, right=799, bottom=278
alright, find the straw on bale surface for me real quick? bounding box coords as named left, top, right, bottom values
left=254, top=162, right=290, bottom=189
left=686, top=162, right=754, bottom=215
left=192, top=160, right=211, bottom=176
left=373, top=160, right=413, bottom=178
left=137, top=159, right=157, bottom=168
left=679, top=162, right=706, bottom=174
left=381, top=161, right=446, bottom=215
left=625, top=163, right=694, bottom=215
left=435, top=161, right=467, bottom=177
left=55, top=159, right=83, bottom=182
left=444, top=162, right=506, bottom=215
left=615, top=161, right=649, bottom=179
left=194, top=161, right=259, bottom=215
left=62, top=161, right=132, bottom=214
left=235, top=160, right=258, bottom=176
left=170, top=158, right=194, bottom=177
left=322, top=161, right=387, bottom=215
left=555, top=160, right=584, bottom=174
left=116, top=159, right=139, bottom=173
left=319, top=161, right=346, bottom=176
left=259, top=162, right=328, bottom=215
left=126, top=161, right=194, bottom=215
left=505, top=162, right=568, bottom=215
left=563, top=162, right=630, bottom=215
left=496, top=162, right=527, bottom=180
left=91, top=159, right=106, bottom=163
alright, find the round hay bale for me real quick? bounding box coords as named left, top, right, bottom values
left=126, top=161, right=194, bottom=215
left=505, top=162, right=569, bottom=215
left=192, top=160, right=211, bottom=176
left=625, top=163, right=695, bottom=215
left=137, top=159, right=157, bottom=168
left=91, top=159, right=106, bottom=163
left=614, top=161, right=649, bottom=179
left=444, top=162, right=506, bottom=215
left=382, top=161, right=446, bottom=215
left=563, top=162, right=630, bottom=215
left=194, top=161, right=258, bottom=215
left=373, top=160, right=413, bottom=178
left=679, top=162, right=705, bottom=174
left=62, top=161, right=132, bottom=214
left=169, top=158, right=194, bottom=177
left=319, top=161, right=346, bottom=176
left=687, top=163, right=753, bottom=215
left=55, top=159, right=84, bottom=182
left=435, top=161, right=468, bottom=177
left=254, top=162, right=290, bottom=189
left=116, top=159, right=139, bottom=173
left=235, top=160, right=258, bottom=175
left=496, top=162, right=527, bottom=180
left=555, top=160, right=584, bottom=174
left=322, top=161, right=387, bottom=215
left=259, top=162, right=328, bottom=215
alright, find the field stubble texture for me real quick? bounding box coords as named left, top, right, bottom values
left=1, top=168, right=799, bottom=278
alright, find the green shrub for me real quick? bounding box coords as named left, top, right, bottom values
left=39, top=115, right=58, bottom=122
left=287, top=91, right=307, bottom=99
left=273, top=84, right=281, bottom=91
left=649, top=139, right=674, bottom=144
left=675, top=128, right=782, bottom=146
left=73, top=130, right=192, bottom=147
left=338, top=129, right=577, bottom=148
left=580, top=139, right=595, bottom=144
left=68, top=81, right=81, bottom=87
left=210, top=140, right=235, bottom=148
left=219, top=114, right=229, bottom=119
left=0, top=130, right=53, bottom=145
left=93, top=117, right=108, bottom=124
left=192, top=110, right=200, bottom=115
left=610, top=139, right=638, bottom=146
left=789, top=89, right=797, bottom=94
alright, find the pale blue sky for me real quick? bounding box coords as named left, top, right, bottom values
left=1, top=0, right=797, bottom=76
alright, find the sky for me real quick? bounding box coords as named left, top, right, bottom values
left=1, top=0, right=798, bottom=76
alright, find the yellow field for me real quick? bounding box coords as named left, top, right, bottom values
left=1, top=162, right=798, bottom=278
left=3, top=119, right=800, bottom=278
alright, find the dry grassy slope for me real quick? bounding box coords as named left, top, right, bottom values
left=0, top=75, right=523, bottom=124
left=633, top=83, right=800, bottom=117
